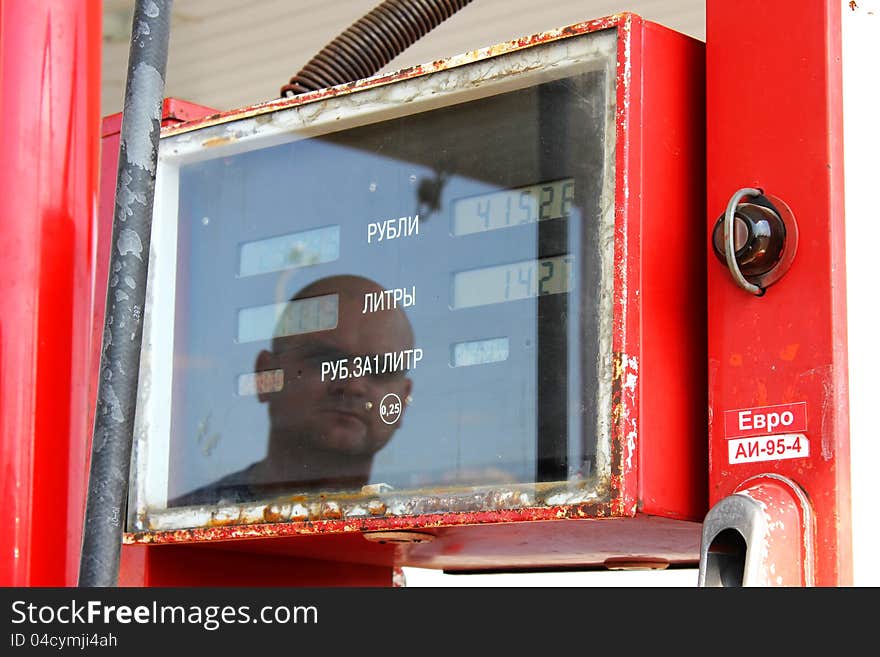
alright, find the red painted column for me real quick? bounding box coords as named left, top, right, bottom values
left=705, top=0, right=851, bottom=585
left=0, top=0, right=101, bottom=586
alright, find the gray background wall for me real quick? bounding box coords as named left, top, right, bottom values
left=101, top=0, right=705, bottom=117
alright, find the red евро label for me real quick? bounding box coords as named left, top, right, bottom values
left=724, top=402, right=807, bottom=438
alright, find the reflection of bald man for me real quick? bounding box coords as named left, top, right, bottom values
left=171, top=275, right=414, bottom=506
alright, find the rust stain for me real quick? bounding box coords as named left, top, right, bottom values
left=262, top=504, right=286, bottom=524
left=850, top=1, right=858, bottom=10
left=321, top=502, right=343, bottom=520
left=608, top=350, right=638, bottom=515
left=201, top=136, right=235, bottom=148
left=125, top=501, right=622, bottom=546
left=208, top=509, right=243, bottom=527
left=729, top=353, right=743, bottom=367
left=289, top=506, right=309, bottom=522
left=136, top=470, right=620, bottom=540
left=367, top=500, right=387, bottom=516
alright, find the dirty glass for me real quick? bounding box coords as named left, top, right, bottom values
left=134, top=32, right=618, bottom=525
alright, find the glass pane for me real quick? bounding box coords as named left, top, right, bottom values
left=142, top=33, right=616, bottom=519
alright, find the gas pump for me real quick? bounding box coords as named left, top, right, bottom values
left=0, top=0, right=872, bottom=589
left=700, top=0, right=857, bottom=587
left=96, top=10, right=708, bottom=587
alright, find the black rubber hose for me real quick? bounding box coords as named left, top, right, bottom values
left=281, top=0, right=474, bottom=97
left=79, top=0, right=172, bottom=587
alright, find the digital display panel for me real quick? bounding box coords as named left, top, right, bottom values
left=237, top=369, right=284, bottom=396
left=239, top=225, right=340, bottom=278
left=452, top=337, right=510, bottom=367
left=452, top=178, right=575, bottom=236
left=135, top=28, right=618, bottom=525
left=452, top=254, right=575, bottom=309
left=236, top=293, right=338, bottom=343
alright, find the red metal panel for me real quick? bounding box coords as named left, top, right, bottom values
left=119, top=543, right=393, bottom=587
left=122, top=514, right=701, bottom=572
left=638, top=20, right=707, bottom=520
left=611, top=14, right=644, bottom=517
left=706, top=0, right=851, bottom=585
left=100, top=98, right=219, bottom=138
left=0, top=0, right=100, bottom=586
left=608, top=15, right=708, bottom=521
left=0, top=0, right=101, bottom=586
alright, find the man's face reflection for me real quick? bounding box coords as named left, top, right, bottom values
left=256, top=275, right=413, bottom=462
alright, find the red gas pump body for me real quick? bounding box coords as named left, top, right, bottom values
left=0, top=0, right=100, bottom=587
left=704, top=0, right=851, bottom=586
left=0, top=0, right=855, bottom=588
left=111, top=14, right=708, bottom=584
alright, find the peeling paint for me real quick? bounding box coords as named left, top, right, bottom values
left=122, top=62, right=164, bottom=173
left=134, top=20, right=150, bottom=40
left=210, top=506, right=242, bottom=526
left=116, top=170, right=147, bottom=221
left=101, top=385, right=125, bottom=424
left=611, top=353, right=639, bottom=489
left=117, top=228, right=144, bottom=259
left=545, top=489, right=601, bottom=505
